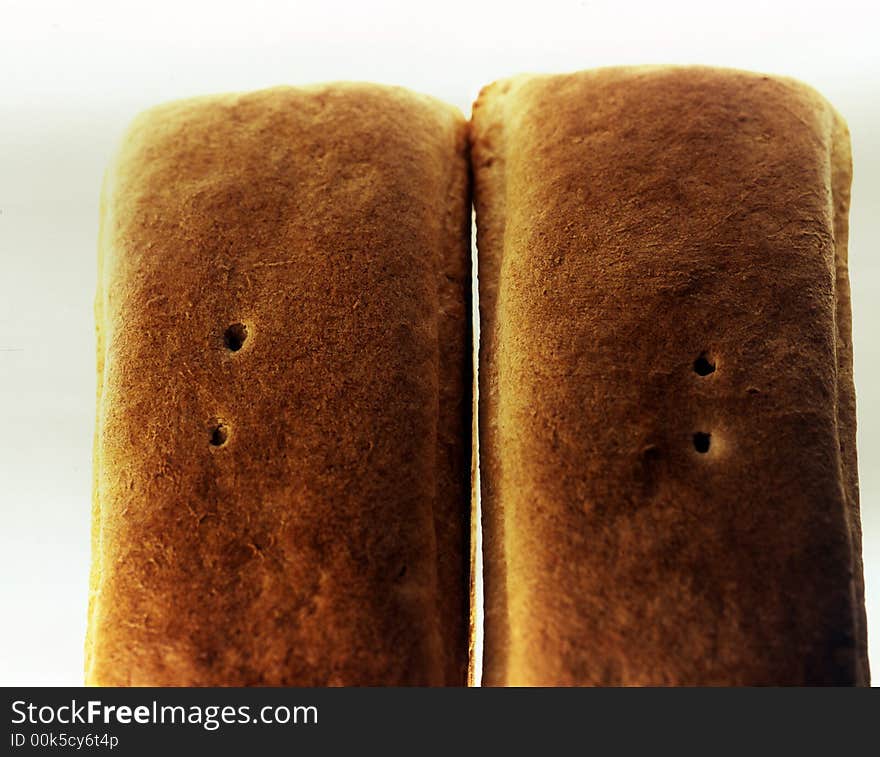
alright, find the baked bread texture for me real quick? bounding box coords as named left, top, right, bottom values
left=472, top=66, right=868, bottom=686
left=87, top=84, right=472, bottom=686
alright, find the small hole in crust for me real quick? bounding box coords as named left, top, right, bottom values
left=693, top=432, right=711, bottom=454
left=397, top=565, right=408, bottom=579
left=224, top=323, right=248, bottom=352
left=209, top=423, right=229, bottom=447
left=693, top=353, right=716, bottom=376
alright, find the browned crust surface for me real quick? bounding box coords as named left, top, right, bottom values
left=472, top=66, right=868, bottom=686
left=87, top=83, right=471, bottom=686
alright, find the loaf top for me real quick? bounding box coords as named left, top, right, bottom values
left=472, top=66, right=864, bottom=685
left=88, top=84, right=471, bottom=685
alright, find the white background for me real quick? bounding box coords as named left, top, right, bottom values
left=1, top=0, right=878, bottom=685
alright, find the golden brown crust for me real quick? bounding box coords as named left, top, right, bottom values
left=87, top=83, right=471, bottom=686
left=829, top=112, right=869, bottom=686
left=472, top=66, right=868, bottom=686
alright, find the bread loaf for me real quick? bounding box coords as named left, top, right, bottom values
left=472, top=66, right=868, bottom=685
left=87, top=84, right=472, bottom=686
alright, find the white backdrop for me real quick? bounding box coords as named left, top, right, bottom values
left=1, top=0, right=878, bottom=685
